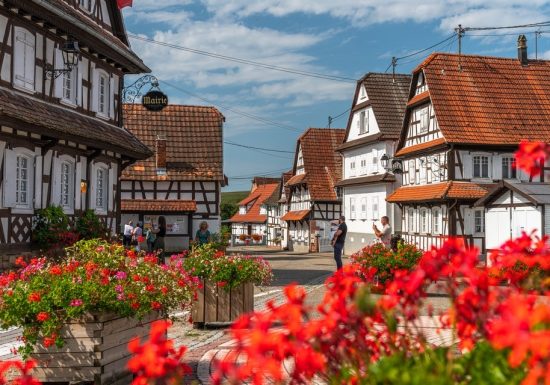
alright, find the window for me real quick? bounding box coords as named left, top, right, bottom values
left=350, top=198, right=356, bottom=220
left=409, top=160, right=416, bottom=184
left=360, top=158, right=367, bottom=174
left=239, top=206, right=246, bottom=214
left=408, top=208, right=415, bottom=232
left=350, top=159, right=356, bottom=176
left=372, top=152, right=379, bottom=174
left=60, top=161, right=74, bottom=208
left=359, top=86, right=366, bottom=99
left=360, top=197, right=367, bottom=220
left=421, top=209, right=428, bottom=232
left=13, top=27, right=35, bottom=91
left=419, top=107, right=429, bottom=133
left=474, top=210, right=485, bottom=233
left=433, top=208, right=441, bottom=234
left=358, top=111, right=367, bottom=134
left=79, top=0, right=94, bottom=12
left=62, top=68, right=77, bottom=104
left=502, top=156, right=517, bottom=179
left=98, top=73, right=108, bottom=116
left=16, top=155, right=30, bottom=207
left=95, top=168, right=107, bottom=211
left=371, top=196, right=379, bottom=220
left=473, top=155, right=490, bottom=178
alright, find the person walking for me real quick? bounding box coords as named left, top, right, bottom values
left=373, top=216, right=392, bottom=248
left=195, top=221, right=211, bottom=246
left=132, top=221, right=143, bottom=252
left=123, top=220, right=134, bottom=248
left=331, top=216, right=347, bottom=270
left=152, top=216, right=167, bottom=262
left=145, top=226, right=156, bottom=253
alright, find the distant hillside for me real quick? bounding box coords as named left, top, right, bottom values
left=221, top=191, right=249, bottom=220
left=221, top=191, right=249, bottom=205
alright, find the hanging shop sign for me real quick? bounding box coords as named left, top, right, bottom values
left=142, top=90, right=168, bottom=111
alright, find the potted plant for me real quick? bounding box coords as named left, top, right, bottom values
left=251, top=234, right=262, bottom=243
left=183, top=244, right=272, bottom=327
left=0, top=239, right=197, bottom=384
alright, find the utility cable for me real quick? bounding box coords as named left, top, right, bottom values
left=128, top=33, right=356, bottom=83
left=224, top=141, right=294, bottom=153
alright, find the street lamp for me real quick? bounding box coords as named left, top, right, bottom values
left=45, top=40, right=80, bottom=79
left=380, top=153, right=403, bottom=174
left=380, top=153, right=390, bottom=170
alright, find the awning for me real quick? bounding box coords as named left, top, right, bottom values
left=387, top=182, right=490, bottom=203
left=281, top=210, right=310, bottom=221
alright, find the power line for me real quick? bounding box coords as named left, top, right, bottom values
left=464, top=21, right=550, bottom=32
left=395, top=33, right=457, bottom=60
left=224, top=141, right=294, bottom=154
left=227, top=167, right=291, bottom=180
left=158, top=79, right=302, bottom=133
left=128, top=33, right=356, bottom=83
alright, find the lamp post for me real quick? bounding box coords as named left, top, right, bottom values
left=380, top=153, right=403, bottom=174
left=45, top=41, right=80, bottom=79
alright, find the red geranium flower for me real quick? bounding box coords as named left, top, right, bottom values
left=28, top=292, right=41, bottom=303
left=36, top=312, right=49, bottom=322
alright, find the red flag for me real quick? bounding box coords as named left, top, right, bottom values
left=117, top=0, right=133, bottom=9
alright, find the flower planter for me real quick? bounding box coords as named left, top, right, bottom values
left=192, top=280, right=254, bottom=327
left=29, top=311, right=162, bottom=385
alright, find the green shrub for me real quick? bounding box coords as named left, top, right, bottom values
left=32, top=206, right=71, bottom=252
left=75, top=209, right=110, bottom=240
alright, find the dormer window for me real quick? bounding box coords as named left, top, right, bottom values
left=359, top=86, right=366, bottom=100
left=417, top=72, right=425, bottom=87
left=358, top=110, right=369, bottom=134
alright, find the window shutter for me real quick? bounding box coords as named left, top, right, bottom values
left=13, top=31, right=25, bottom=88
left=34, top=155, right=42, bottom=209
left=76, top=64, right=83, bottom=107
left=492, top=155, right=501, bottom=180
left=51, top=156, right=61, bottom=206
left=463, top=153, right=473, bottom=179
left=75, top=161, right=82, bottom=210
left=108, top=166, right=114, bottom=211
left=54, top=48, right=63, bottom=99
left=89, top=165, right=96, bottom=210
left=3, top=149, right=17, bottom=207
left=24, top=32, right=35, bottom=90
left=109, top=76, right=116, bottom=119
left=91, top=69, right=99, bottom=112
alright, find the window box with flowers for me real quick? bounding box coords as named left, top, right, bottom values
left=183, top=244, right=272, bottom=326
left=0, top=239, right=198, bottom=384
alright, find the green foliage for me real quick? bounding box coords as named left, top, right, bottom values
left=351, top=242, right=423, bottom=285
left=208, top=226, right=231, bottom=251
left=361, top=343, right=526, bottom=385
left=75, top=209, right=110, bottom=240
left=183, top=243, right=272, bottom=289
left=221, top=191, right=248, bottom=220
left=0, top=239, right=197, bottom=357
left=221, top=202, right=238, bottom=221
left=32, top=206, right=71, bottom=252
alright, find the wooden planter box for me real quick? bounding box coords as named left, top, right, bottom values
left=28, top=311, right=162, bottom=385
left=192, top=281, right=254, bottom=326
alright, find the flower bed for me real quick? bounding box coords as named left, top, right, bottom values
left=350, top=242, right=423, bottom=287
left=0, top=239, right=198, bottom=357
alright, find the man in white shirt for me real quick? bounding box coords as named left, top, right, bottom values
left=373, top=216, right=392, bottom=249
left=123, top=220, right=134, bottom=247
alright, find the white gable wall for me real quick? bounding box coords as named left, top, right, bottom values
left=347, top=107, right=380, bottom=141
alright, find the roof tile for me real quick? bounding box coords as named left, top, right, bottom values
left=121, top=199, right=197, bottom=212
left=229, top=183, right=279, bottom=224
left=281, top=210, right=310, bottom=221
left=387, top=181, right=490, bottom=203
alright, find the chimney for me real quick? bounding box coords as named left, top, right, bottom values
left=518, top=34, right=528, bottom=66
left=156, top=134, right=167, bottom=176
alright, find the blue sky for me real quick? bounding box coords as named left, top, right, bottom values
left=122, top=1, right=550, bottom=191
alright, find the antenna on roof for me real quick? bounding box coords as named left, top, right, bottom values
left=328, top=116, right=333, bottom=128
left=535, top=29, right=542, bottom=59
left=455, top=24, right=465, bottom=71
left=391, top=56, right=397, bottom=83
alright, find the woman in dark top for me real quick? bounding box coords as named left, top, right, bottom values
left=195, top=221, right=211, bottom=246
left=152, top=216, right=166, bottom=261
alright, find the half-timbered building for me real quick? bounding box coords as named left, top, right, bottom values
left=388, top=38, right=550, bottom=255
left=263, top=180, right=282, bottom=247
left=276, top=170, right=292, bottom=249
left=0, top=0, right=151, bottom=259
left=336, top=73, right=410, bottom=255
left=120, top=104, right=225, bottom=252
left=229, top=177, right=279, bottom=246
left=282, top=128, right=345, bottom=253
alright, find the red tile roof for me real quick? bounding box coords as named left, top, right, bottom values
left=121, top=104, right=224, bottom=181
left=412, top=53, right=550, bottom=145
left=395, top=138, right=447, bottom=157
left=407, top=90, right=430, bottom=107
left=387, top=181, right=490, bottom=203
left=286, top=173, right=307, bottom=186
left=291, top=128, right=345, bottom=201
left=229, top=182, right=280, bottom=224
left=121, top=199, right=197, bottom=212
left=281, top=210, right=311, bottom=221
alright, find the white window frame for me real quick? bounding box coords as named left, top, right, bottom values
left=93, top=165, right=108, bottom=213
left=59, top=159, right=75, bottom=212
left=474, top=209, right=485, bottom=234
left=61, top=66, right=78, bottom=105
left=371, top=151, right=379, bottom=174
left=501, top=156, right=517, bottom=180
left=473, top=155, right=490, bottom=179
left=349, top=197, right=356, bottom=220
left=360, top=157, right=367, bottom=175
left=4, top=148, right=36, bottom=213
left=409, top=160, right=416, bottom=185
left=432, top=208, right=441, bottom=234
left=371, top=196, right=379, bottom=221
left=13, top=27, right=35, bottom=92
left=349, top=158, right=356, bottom=177
left=408, top=208, right=415, bottom=233
left=360, top=197, right=367, bottom=220
left=420, top=208, right=428, bottom=233
left=419, top=107, right=429, bottom=133
left=15, top=154, right=31, bottom=209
